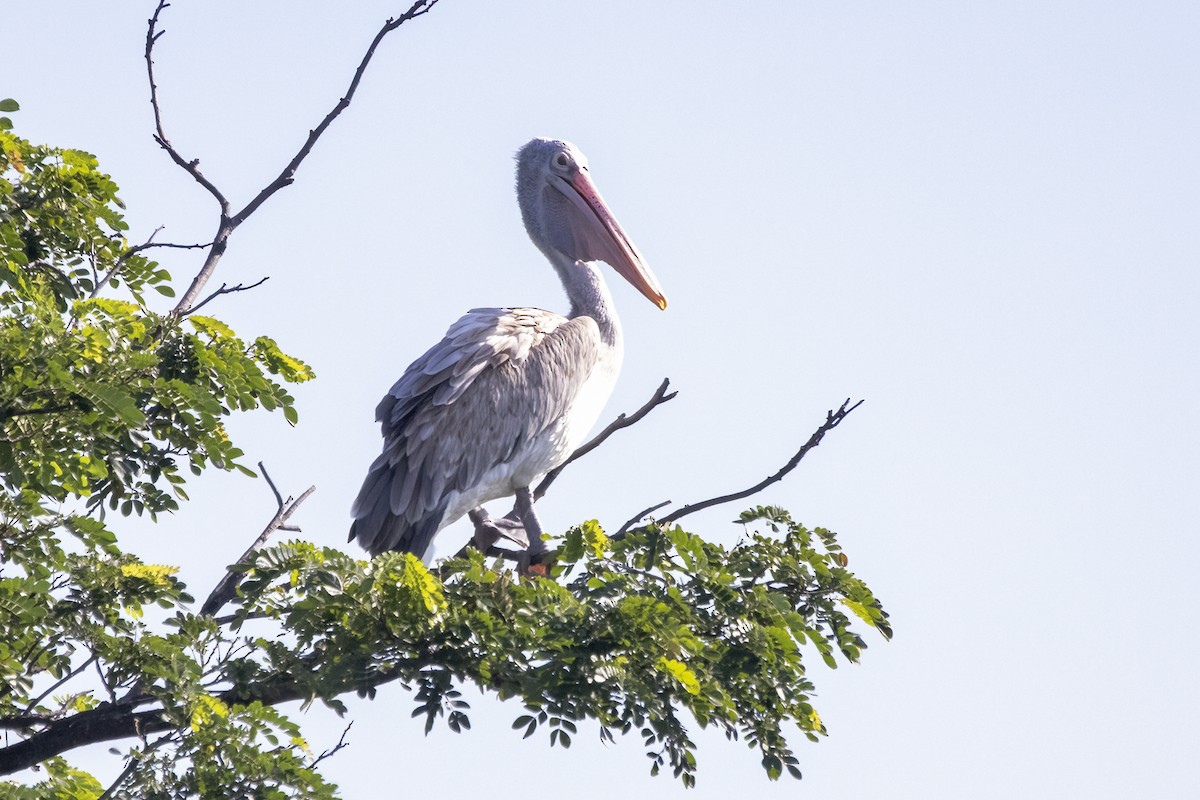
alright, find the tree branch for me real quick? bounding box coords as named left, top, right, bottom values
left=96, top=732, right=175, bottom=800
left=449, top=379, right=677, bottom=562
left=153, top=0, right=442, bottom=313
left=22, top=654, right=98, bottom=717
left=184, top=276, right=270, bottom=315
left=533, top=378, right=676, bottom=501
left=0, top=715, right=52, bottom=732
left=309, top=722, right=353, bottom=770
left=144, top=2, right=229, bottom=214
left=0, top=657, right=422, bottom=776
left=649, top=398, right=864, bottom=528
left=90, top=224, right=211, bottom=300
left=199, top=463, right=316, bottom=617
left=230, top=0, right=442, bottom=228
left=615, top=500, right=672, bottom=537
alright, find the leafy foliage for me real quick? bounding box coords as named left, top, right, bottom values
left=0, top=113, right=887, bottom=797
left=0, top=120, right=322, bottom=796
left=0, top=122, right=311, bottom=514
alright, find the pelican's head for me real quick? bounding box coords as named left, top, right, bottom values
left=516, top=138, right=667, bottom=310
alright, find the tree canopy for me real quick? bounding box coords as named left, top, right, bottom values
left=0, top=5, right=888, bottom=796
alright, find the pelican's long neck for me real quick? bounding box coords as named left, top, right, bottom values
left=546, top=248, right=622, bottom=349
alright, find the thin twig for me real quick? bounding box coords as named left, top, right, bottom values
left=615, top=500, right=671, bottom=538
left=94, top=658, right=117, bottom=705
left=97, top=731, right=176, bottom=800
left=230, top=0, right=441, bottom=227
left=153, top=0, right=442, bottom=313
left=145, top=3, right=229, bottom=213
left=200, top=463, right=316, bottom=617
left=533, top=378, right=676, bottom=501
left=23, top=654, right=98, bottom=715
left=309, top=722, right=353, bottom=769
left=185, top=276, right=269, bottom=315
left=649, top=398, right=864, bottom=529
left=97, top=755, right=139, bottom=800
left=445, top=539, right=528, bottom=568
left=144, top=0, right=235, bottom=316
left=89, top=226, right=211, bottom=300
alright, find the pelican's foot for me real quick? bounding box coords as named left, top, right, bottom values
left=468, top=507, right=530, bottom=551
left=515, top=548, right=552, bottom=578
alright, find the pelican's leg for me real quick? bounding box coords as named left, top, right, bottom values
left=513, top=487, right=550, bottom=566
left=514, top=488, right=545, bottom=553
left=468, top=506, right=529, bottom=551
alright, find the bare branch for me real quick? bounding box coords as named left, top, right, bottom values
left=162, top=0, right=442, bottom=314
left=23, top=654, right=98, bottom=716
left=534, top=378, right=676, bottom=501
left=184, top=276, right=270, bottom=315
left=231, top=0, right=441, bottom=227
left=651, top=398, right=864, bottom=528
left=145, top=3, right=229, bottom=213
left=90, top=226, right=212, bottom=300
left=309, top=722, right=353, bottom=770
left=0, top=656, right=426, bottom=776
left=145, top=0, right=237, bottom=316
left=97, top=754, right=140, bottom=800
left=615, top=500, right=671, bottom=538
left=200, top=463, right=316, bottom=617
left=446, top=538, right=529, bottom=569
left=0, top=715, right=51, bottom=732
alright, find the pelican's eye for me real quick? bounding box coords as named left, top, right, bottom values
left=553, top=152, right=571, bottom=170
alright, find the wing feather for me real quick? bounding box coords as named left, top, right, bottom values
left=350, top=307, right=603, bottom=557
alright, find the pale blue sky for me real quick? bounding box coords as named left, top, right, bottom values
left=7, top=2, right=1199, bottom=797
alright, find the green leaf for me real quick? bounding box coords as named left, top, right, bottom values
left=840, top=598, right=879, bottom=630
left=189, top=314, right=236, bottom=338
left=0, top=99, right=19, bottom=112
left=76, top=380, right=146, bottom=427
left=656, top=658, right=701, bottom=696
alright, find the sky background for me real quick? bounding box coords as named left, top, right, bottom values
left=7, top=1, right=1200, bottom=797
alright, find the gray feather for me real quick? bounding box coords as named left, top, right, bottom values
left=349, top=307, right=603, bottom=557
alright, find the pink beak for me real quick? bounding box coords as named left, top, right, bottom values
left=561, top=168, right=668, bottom=311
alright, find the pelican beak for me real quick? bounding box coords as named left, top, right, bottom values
left=561, top=168, right=668, bottom=310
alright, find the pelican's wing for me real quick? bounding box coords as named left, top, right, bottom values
left=349, top=307, right=603, bottom=557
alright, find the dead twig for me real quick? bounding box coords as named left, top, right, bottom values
left=228, top=1, right=442, bottom=229
left=145, top=3, right=230, bottom=214
left=615, top=500, right=671, bottom=538
left=185, top=276, right=270, bottom=315
left=200, top=463, right=316, bottom=617
left=309, top=722, right=353, bottom=769
left=90, top=225, right=211, bottom=300
left=649, top=398, right=864, bottom=529
left=146, top=0, right=443, bottom=313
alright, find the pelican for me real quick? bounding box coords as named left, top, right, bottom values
left=350, top=138, right=666, bottom=565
